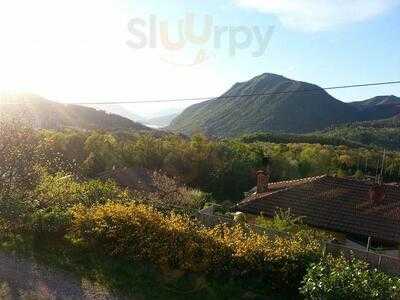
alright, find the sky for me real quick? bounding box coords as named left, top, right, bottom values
left=0, top=0, right=399, bottom=117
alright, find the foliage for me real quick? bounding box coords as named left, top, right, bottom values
left=83, top=132, right=122, bottom=176
left=71, top=202, right=325, bottom=292
left=317, top=117, right=400, bottom=151
left=31, top=129, right=400, bottom=201
left=133, top=172, right=211, bottom=212
left=0, top=237, right=285, bottom=300
left=37, top=129, right=87, bottom=174
left=2, top=116, right=400, bottom=298
left=81, top=133, right=264, bottom=200
left=29, top=173, right=129, bottom=238
left=0, top=193, right=35, bottom=237
left=0, top=121, right=39, bottom=200
left=238, top=132, right=363, bottom=148
left=35, top=173, right=129, bottom=209
left=256, top=209, right=305, bottom=233
left=300, top=255, right=400, bottom=299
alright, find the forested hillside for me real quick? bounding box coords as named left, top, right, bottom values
left=0, top=93, right=151, bottom=132
left=169, top=73, right=358, bottom=136
left=317, top=117, right=400, bottom=150
left=350, top=95, right=400, bottom=120
left=169, top=74, right=400, bottom=137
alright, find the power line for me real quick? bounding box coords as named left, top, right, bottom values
left=1, top=80, right=399, bottom=106
left=58, top=80, right=400, bottom=105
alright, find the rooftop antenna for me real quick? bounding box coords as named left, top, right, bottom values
left=375, top=157, right=380, bottom=184
left=379, top=149, right=386, bottom=184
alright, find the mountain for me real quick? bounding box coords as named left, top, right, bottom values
left=169, top=74, right=400, bottom=137
left=350, top=95, right=400, bottom=120
left=88, top=104, right=146, bottom=123
left=0, top=93, right=151, bottom=132
left=144, top=113, right=179, bottom=128
left=169, top=73, right=360, bottom=137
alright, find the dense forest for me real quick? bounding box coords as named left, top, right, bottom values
left=317, top=117, right=400, bottom=150
left=16, top=124, right=400, bottom=202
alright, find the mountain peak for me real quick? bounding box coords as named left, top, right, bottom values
left=257, top=73, right=290, bottom=80
left=169, top=73, right=358, bottom=137
left=250, top=73, right=295, bottom=83
left=233, top=73, right=294, bottom=89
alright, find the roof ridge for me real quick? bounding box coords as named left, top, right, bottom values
left=269, top=174, right=327, bottom=186
left=239, top=188, right=288, bottom=204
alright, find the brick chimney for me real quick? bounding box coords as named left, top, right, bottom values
left=256, top=170, right=270, bottom=194
left=369, top=184, right=386, bottom=205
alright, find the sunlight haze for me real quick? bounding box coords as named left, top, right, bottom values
left=0, top=0, right=399, bottom=116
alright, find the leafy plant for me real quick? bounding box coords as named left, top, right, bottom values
left=256, top=208, right=305, bottom=233
left=300, top=255, right=400, bottom=299
left=28, top=173, right=129, bottom=239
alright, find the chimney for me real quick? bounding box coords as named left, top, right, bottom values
left=369, top=184, right=386, bottom=205
left=256, top=170, right=269, bottom=194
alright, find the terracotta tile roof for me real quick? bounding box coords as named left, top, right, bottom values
left=235, top=176, right=400, bottom=244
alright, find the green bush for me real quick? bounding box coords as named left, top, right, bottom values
left=30, top=207, right=72, bottom=238
left=35, top=173, right=129, bottom=209
left=256, top=208, right=305, bottom=233
left=0, top=194, right=36, bottom=237
left=28, top=173, right=129, bottom=239
left=300, top=255, right=400, bottom=299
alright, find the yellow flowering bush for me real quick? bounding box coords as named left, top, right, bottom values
left=71, top=202, right=230, bottom=273
left=71, top=202, right=324, bottom=291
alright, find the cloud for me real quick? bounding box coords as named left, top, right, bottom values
left=235, top=0, right=399, bottom=31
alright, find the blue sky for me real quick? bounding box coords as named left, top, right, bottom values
left=0, top=0, right=399, bottom=116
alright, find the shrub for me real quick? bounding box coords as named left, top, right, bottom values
left=71, top=202, right=230, bottom=273
left=132, top=172, right=211, bottom=213
left=0, top=121, right=39, bottom=200
left=256, top=208, right=305, bottom=233
left=300, top=255, right=400, bottom=299
left=35, top=173, right=129, bottom=209
left=0, top=194, right=36, bottom=236
left=29, top=173, right=129, bottom=239
left=71, top=202, right=325, bottom=291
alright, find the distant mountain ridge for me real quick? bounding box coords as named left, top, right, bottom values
left=144, top=113, right=179, bottom=128
left=0, top=93, right=151, bottom=132
left=89, top=104, right=147, bottom=123
left=169, top=74, right=400, bottom=137
left=350, top=95, right=400, bottom=120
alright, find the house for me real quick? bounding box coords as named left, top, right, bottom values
left=234, top=171, right=400, bottom=257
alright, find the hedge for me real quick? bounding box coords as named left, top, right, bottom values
left=71, top=202, right=325, bottom=291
